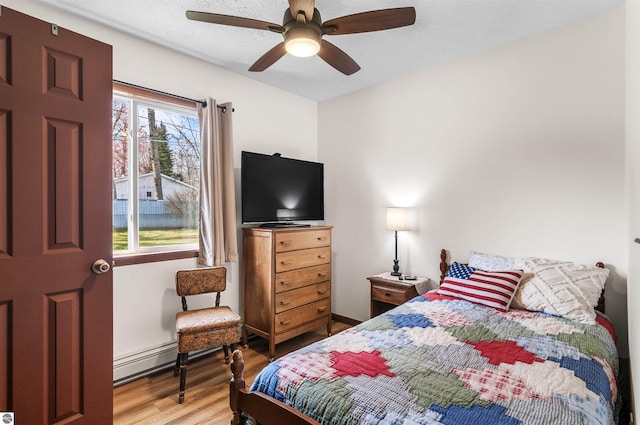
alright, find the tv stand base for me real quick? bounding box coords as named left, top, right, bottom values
left=259, top=222, right=311, bottom=228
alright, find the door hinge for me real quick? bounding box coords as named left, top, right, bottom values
left=51, top=23, right=59, bottom=36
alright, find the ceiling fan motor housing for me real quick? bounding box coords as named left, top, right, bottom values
left=283, top=9, right=322, bottom=57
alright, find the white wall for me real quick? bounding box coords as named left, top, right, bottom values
left=626, top=0, right=639, bottom=415
left=320, top=8, right=628, bottom=355
left=3, top=0, right=319, bottom=380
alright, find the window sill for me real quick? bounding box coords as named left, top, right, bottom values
left=113, top=249, right=198, bottom=267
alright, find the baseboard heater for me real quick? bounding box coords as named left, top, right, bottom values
left=114, top=342, right=178, bottom=386
left=113, top=336, right=258, bottom=387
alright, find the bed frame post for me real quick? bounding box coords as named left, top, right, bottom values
left=230, top=350, right=245, bottom=425
left=439, top=249, right=448, bottom=284
left=595, top=261, right=606, bottom=313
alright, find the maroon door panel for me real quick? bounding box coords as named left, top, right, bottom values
left=0, top=6, right=113, bottom=424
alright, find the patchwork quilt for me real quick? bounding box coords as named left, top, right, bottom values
left=251, top=291, right=619, bottom=425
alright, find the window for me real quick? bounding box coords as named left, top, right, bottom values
left=112, top=85, right=201, bottom=258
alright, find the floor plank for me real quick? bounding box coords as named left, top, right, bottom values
left=114, top=321, right=352, bottom=425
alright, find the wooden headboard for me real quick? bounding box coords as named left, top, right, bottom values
left=438, top=248, right=607, bottom=314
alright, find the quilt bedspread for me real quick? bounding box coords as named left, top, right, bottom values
left=251, top=292, right=619, bottom=425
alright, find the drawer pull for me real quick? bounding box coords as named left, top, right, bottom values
left=317, top=290, right=327, bottom=295
left=280, top=300, right=291, bottom=306
left=317, top=255, right=327, bottom=259
left=280, top=320, right=291, bottom=325
left=280, top=261, right=293, bottom=266
left=317, top=272, right=327, bottom=277
left=280, top=240, right=291, bottom=245
left=385, top=292, right=392, bottom=297
left=317, top=236, right=327, bottom=241
left=317, top=307, right=327, bottom=313
left=280, top=281, right=292, bottom=286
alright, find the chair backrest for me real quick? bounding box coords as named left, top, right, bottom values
left=175, top=267, right=227, bottom=298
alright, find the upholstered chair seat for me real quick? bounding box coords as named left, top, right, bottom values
left=176, top=306, right=241, bottom=352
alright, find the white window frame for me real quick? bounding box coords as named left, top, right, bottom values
left=112, top=85, right=200, bottom=262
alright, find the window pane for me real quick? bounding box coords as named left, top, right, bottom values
left=112, top=95, right=130, bottom=251
left=112, top=91, right=200, bottom=254
left=135, top=104, right=200, bottom=249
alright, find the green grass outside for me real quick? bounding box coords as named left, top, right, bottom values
left=113, top=228, right=198, bottom=251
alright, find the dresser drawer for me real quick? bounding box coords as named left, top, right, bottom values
left=276, top=246, right=331, bottom=273
left=275, top=229, right=331, bottom=252
left=275, top=264, right=331, bottom=293
left=275, top=299, right=330, bottom=333
left=275, top=281, right=331, bottom=313
left=371, top=284, right=411, bottom=306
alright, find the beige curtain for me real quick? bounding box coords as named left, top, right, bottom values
left=198, top=99, right=238, bottom=266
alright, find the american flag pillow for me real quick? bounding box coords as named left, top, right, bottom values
left=438, top=262, right=524, bottom=312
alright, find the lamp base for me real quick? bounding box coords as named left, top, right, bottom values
left=391, top=258, right=401, bottom=276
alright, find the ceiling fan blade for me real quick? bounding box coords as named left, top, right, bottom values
left=249, top=42, right=287, bottom=72
left=322, top=7, right=416, bottom=35
left=186, top=11, right=283, bottom=32
left=317, top=40, right=360, bottom=75
left=288, top=0, right=315, bottom=22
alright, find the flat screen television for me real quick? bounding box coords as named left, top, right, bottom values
left=241, top=151, right=324, bottom=226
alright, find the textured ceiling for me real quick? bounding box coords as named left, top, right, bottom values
left=34, top=0, right=622, bottom=101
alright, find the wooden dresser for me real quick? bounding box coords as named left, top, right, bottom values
left=242, top=225, right=332, bottom=360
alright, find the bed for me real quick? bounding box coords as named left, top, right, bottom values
left=230, top=249, right=619, bottom=425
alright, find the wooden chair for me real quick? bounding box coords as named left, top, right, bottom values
left=174, top=267, right=241, bottom=404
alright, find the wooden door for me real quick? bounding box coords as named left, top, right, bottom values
left=0, top=6, right=113, bottom=424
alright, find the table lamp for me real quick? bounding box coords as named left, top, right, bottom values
left=386, top=207, right=408, bottom=276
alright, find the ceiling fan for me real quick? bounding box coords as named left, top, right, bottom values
left=186, top=0, right=416, bottom=76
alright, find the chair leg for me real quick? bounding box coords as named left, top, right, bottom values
left=223, top=342, right=239, bottom=365
left=173, top=352, right=180, bottom=377
left=178, top=352, right=188, bottom=404
left=222, top=344, right=230, bottom=364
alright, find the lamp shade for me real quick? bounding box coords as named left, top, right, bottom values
left=386, top=207, right=408, bottom=231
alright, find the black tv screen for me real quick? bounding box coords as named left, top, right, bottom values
left=241, top=151, right=324, bottom=225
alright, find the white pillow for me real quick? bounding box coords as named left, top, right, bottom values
left=511, top=257, right=609, bottom=324
left=468, top=250, right=516, bottom=271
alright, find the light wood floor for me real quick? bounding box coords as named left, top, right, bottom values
left=113, top=321, right=352, bottom=425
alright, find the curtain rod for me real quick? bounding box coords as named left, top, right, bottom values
left=112, top=80, right=234, bottom=112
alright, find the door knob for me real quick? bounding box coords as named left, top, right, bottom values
left=92, top=259, right=111, bottom=275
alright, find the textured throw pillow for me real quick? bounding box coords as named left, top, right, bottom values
left=468, top=250, right=516, bottom=271
left=438, top=262, right=524, bottom=312
left=511, top=257, right=609, bottom=324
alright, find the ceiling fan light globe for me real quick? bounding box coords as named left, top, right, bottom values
left=284, top=27, right=321, bottom=57
left=285, top=38, right=320, bottom=57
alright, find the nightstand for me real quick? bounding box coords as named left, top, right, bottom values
left=368, top=273, right=431, bottom=318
